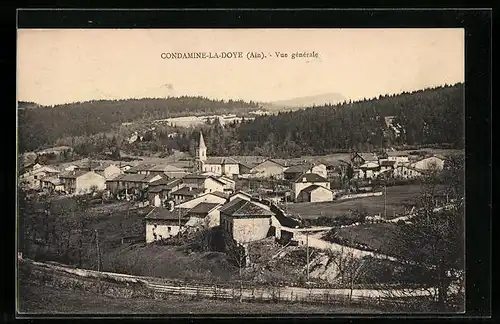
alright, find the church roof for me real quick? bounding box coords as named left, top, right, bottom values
left=199, top=131, right=206, bottom=149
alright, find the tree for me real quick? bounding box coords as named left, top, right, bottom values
left=393, top=158, right=464, bottom=310
left=224, top=234, right=249, bottom=302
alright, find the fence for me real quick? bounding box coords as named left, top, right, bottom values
left=337, top=191, right=383, bottom=201
left=21, top=258, right=434, bottom=307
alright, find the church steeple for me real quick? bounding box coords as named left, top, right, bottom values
left=197, top=131, right=207, bottom=161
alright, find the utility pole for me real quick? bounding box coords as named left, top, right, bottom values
left=178, top=207, right=181, bottom=228
left=95, top=229, right=101, bottom=293
left=384, top=184, right=387, bottom=219
left=306, top=231, right=310, bottom=282
left=95, top=229, right=100, bottom=272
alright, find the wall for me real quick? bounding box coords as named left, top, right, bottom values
left=145, top=220, right=182, bottom=243
left=223, top=164, right=240, bottom=177
left=104, top=165, right=123, bottom=180
left=75, top=172, right=106, bottom=194
left=204, top=178, right=225, bottom=193
left=311, top=165, right=327, bottom=178
left=411, top=157, right=444, bottom=171
left=393, top=166, right=422, bottom=179
left=231, top=217, right=271, bottom=244
left=203, top=163, right=222, bottom=175
left=250, top=161, right=285, bottom=179
left=337, top=191, right=383, bottom=200
left=293, top=181, right=330, bottom=199
left=176, top=194, right=226, bottom=209
left=310, top=187, right=334, bottom=203
left=205, top=209, right=221, bottom=228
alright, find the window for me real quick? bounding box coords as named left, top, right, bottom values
left=167, top=226, right=171, bottom=232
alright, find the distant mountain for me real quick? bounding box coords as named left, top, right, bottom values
left=262, top=93, right=346, bottom=111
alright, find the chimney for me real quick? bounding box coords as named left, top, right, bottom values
left=302, top=177, right=306, bottom=182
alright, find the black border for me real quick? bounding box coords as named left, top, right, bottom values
left=5, top=8, right=492, bottom=322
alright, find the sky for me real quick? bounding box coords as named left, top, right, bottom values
left=17, top=28, right=464, bottom=106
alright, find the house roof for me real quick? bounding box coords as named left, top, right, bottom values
left=92, top=162, right=118, bottom=171
left=171, top=187, right=204, bottom=197
left=210, top=191, right=229, bottom=199
left=219, top=198, right=275, bottom=218
left=359, top=162, right=380, bottom=170
left=150, top=177, right=182, bottom=188
left=59, top=170, right=94, bottom=179
left=299, top=184, right=332, bottom=194
left=144, top=207, right=190, bottom=221
left=352, top=152, right=378, bottom=161
left=183, top=174, right=226, bottom=185
left=380, top=160, right=396, bottom=167
left=123, top=163, right=159, bottom=173
left=204, top=157, right=240, bottom=165
left=284, top=163, right=314, bottom=174
left=292, top=172, right=328, bottom=183
left=107, top=173, right=159, bottom=183
left=188, top=202, right=221, bottom=215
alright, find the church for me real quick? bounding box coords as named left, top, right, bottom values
left=195, top=131, right=244, bottom=178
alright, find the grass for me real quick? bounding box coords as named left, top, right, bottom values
left=102, top=242, right=237, bottom=282
left=18, top=279, right=383, bottom=314
left=334, top=223, right=403, bottom=256
left=287, top=184, right=422, bottom=219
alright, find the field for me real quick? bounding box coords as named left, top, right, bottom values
left=287, top=185, right=423, bottom=219
left=18, top=280, right=383, bottom=314
left=334, top=223, right=403, bottom=257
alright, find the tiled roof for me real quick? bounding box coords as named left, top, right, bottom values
left=380, top=160, right=396, bottom=167
left=59, top=170, right=92, bottom=179
left=204, top=157, right=240, bottom=165
left=299, top=184, right=331, bottom=194
left=150, top=177, right=182, bottom=188
left=210, top=191, right=228, bottom=199
left=284, top=163, right=314, bottom=174
left=188, top=202, right=221, bottom=215
left=171, top=187, right=204, bottom=197
left=107, top=173, right=158, bottom=183
left=292, top=172, right=328, bottom=183
left=144, top=207, right=190, bottom=221
left=219, top=198, right=275, bottom=217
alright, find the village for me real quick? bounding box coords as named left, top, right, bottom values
left=19, top=131, right=454, bottom=250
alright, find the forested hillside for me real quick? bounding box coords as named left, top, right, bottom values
left=230, top=83, right=464, bottom=156
left=18, top=97, right=261, bottom=152
left=18, top=84, right=463, bottom=157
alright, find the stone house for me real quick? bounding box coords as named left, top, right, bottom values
left=175, top=191, right=228, bottom=210
left=19, top=164, right=60, bottom=190
left=292, top=173, right=330, bottom=201
left=147, top=178, right=184, bottom=207
left=248, top=159, right=286, bottom=179
left=283, top=162, right=327, bottom=181
left=410, top=155, right=445, bottom=171
left=59, top=170, right=106, bottom=194
left=170, top=187, right=205, bottom=204
left=144, top=207, right=190, bottom=243
left=296, top=184, right=334, bottom=203
left=181, top=174, right=225, bottom=193
left=185, top=202, right=223, bottom=228
left=219, top=197, right=276, bottom=244
left=92, top=164, right=123, bottom=180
